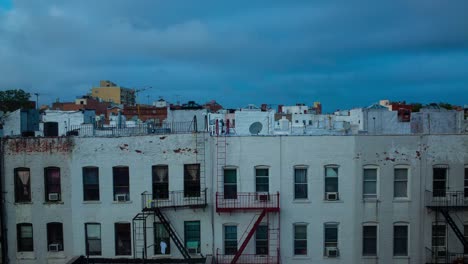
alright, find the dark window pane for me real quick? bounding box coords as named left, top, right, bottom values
left=47, top=222, right=64, bottom=251
left=115, top=223, right=131, bottom=255
left=83, top=167, right=99, bottom=201
left=184, top=164, right=200, bottom=197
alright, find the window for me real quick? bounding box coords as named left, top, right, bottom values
left=363, top=168, right=377, bottom=199
left=224, top=168, right=237, bottom=199
left=394, top=168, right=408, bottom=198
left=184, top=164, right=200, bottom=197
left=324, top=223, right=338, bottom=253
left=224, top=225, right=237, bottom=255
left=256, top=224, right=268, bottom=255
left=294, top=224, right=307, bottom=255
left=256, top=167, right=269, bottom=193
left=464, top=225, right=468, bottom=254
left=154, top=223, right=170, bottom=255
left=115, top=223, right=131, bottom=255
left=45, top=167, right=61, bottom=202
left=362, top=225, right=377, bottom=256
left=83, top=167, right=99, bottom=201
left=433, top=167, right=447, bottom=197
left=393, top=224, right=408, bottom=256
left=17, top=223, right=33, bottom=252
left=14, top=168, right=31, bottom=202
left=184, top=221, right=201, bottom=253
left=432, top=224, right=446, bottom=249
left=325, top=166, right=339, bottom=200
left=152, top=165, right=169, bottom=199
left=294, top=167, right=307, bottom=199
left=47, top=222, right=64, bottom=251
left=113, top=166, right=129, bottom=201
left=85, top=223, right=101, bottom=256
left=464, top=168, right=468, bottom=198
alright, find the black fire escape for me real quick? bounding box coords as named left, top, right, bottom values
left=426, top=190, right=468, bottom=264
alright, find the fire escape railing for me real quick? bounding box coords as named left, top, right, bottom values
left=141, top=189, right=207, bottom=210
left=216, top=192, right=280, bottom=212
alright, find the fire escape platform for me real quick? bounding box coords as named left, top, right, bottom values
left=141, top=189, right=208, bottom=211
left=425, top=191, right=468, bottom=209
left=216, top=192, right=280, bottom=213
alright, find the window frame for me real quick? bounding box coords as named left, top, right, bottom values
left=324, top=165, right=339, bottom=200
left=432, top=223, right=446, bottom=249
left=362, top=223, right=378, bottom=257
left=154, top=222, right=170, bottom=255
left=393, top=166, right=410, bottom=200
left=83, top=166, right=100, bottom=201
left=294, top=166, right=308, bottom=200
left=255, top=224, right=268, bottom=255
left=464, top=166, right=468, bottom=198
left=255, top=166, right=269, bottom=193
left=152, top=165, right=169, bottom=199
left=113, top=166, right=130, bottom=201
left=47, top=222, right=64, bottom=251
left=115, top=222, right=132, bottom=256
left=184, top=221, right=201, bottom=253
left=293, top=223, right=308, bottom=256
left=85, top=223, right=102, bottom=256
left=14, top=167, right=31, bottom=203
left=223, top=167, right=238, bottom=199
left=184, top=164, right=201, bottom=198
left=393, top=222, right=409, bottom=257
left=17, top=223, right=34, bottom=252
left=224, top=224, right=237, bottom=255
left=363, top=166, right=378, bottom=200
left=432, top=165, right=448, bottom=198
left=324, top=222, right=339, bottom=256
left=44, top=166, right=61, bottom=202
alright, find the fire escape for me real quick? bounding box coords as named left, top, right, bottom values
left=425, top=190, right=468, bottom=264
left=215, top=133, right=281, bottom=264
left=132, top=120, right=208, bottom=262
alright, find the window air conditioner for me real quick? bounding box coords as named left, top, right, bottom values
left=115, top=194, right=128, bottom=202
left=257, top=192, right=270, bottom=202
left=325, top=247, right=339, bottom=257
left=48, top=193, right=60, bottom=201
left=326, top=192, right=339, bottom=201
left=188, top=247, right=200, bottom=254
left=48, top=243, right=61, bottom=252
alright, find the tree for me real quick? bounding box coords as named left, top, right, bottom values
left=0, top=89, right=32, bottom=112
left=410, top=103, right=423, bottom=112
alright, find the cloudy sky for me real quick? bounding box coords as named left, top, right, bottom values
left=0, top=0, right=467, bottom=112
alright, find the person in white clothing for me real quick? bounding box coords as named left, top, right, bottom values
left=160, top=240, right=167, bottom=254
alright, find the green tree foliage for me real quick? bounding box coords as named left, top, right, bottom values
left=438, top=102, right=453, bottom=110
left=0, top=89, right=32, bottom=112
left=410, top=103, right=422, bottom=112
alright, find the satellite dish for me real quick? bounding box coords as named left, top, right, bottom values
left=249, top=122, right=263, bottom=135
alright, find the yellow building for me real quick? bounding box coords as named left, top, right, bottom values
left=91, top=80, right=135, bottom=105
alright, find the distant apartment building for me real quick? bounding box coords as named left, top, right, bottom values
left=91, top=80, right=136, bottom=105
left=52, top=96, right=111, bottom=121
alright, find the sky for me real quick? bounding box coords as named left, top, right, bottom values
left=0, top=0, right=467, bottom=112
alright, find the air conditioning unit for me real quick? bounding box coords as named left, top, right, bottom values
left=257, top=193, right=270, bottom=202
left=325, top=247, right=339, bottom=257
left=115, top=194, right=128, bottom=202
left=433, top=246, right=446, bottom=257
left=326, top=192, right=339, bottom=201
left=48, top=243, right=61, bottom=252
left=48, top=193, right=60, bottom=201
left=188, top=247, right=200, bottom=254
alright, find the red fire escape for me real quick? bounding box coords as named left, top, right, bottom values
left=215, top=132, right=281, bottom=264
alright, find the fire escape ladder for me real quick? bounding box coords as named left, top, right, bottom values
left=440, top=209, right=468, bottom=248
left=216, top=135, right=227, bottom=192
left=132, top=212, right=150, bottom=259
left=154, top=208, right=192, bottom=260
left=230, top=209, right=267, bottom=264
left=195, top=132, right=206, bottom=190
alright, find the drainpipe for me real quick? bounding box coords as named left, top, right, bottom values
left=0, top=139, right=7, bottom=264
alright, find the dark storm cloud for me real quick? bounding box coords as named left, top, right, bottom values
left=0, top=0, right=467, bottom=111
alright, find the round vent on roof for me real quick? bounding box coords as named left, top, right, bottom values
left=249, top=122, right=263, bottom=135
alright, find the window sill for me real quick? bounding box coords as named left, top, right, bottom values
left=17, top=252, right=35, bottom=259
left=323, top=199, right=344, bottom=203
left=43, top=201, right=64, bottom=205
left=292, top=255, right=310, bottom=259
left=47, top=252, right=66, bottom=259
left=14, top=202, right=33, bottom=205
left=83, top=201, right=102, bottom=204
left=393, top=256, right=409, bottom=259
left=362, top=198, right=379, bottom=203
left=362, top=255, right=378, bottom=259
left=293, top=199, right=310, bottom=204
left=152, top=254, right=172, bottom=258
left=112, top=201, right=133, bottom=204
left=392, top=198, right=410, bottom=203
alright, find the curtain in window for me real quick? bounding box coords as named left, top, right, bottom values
left=154, top=166, right=168, bottom=183
left=18, top=171, right=30, bottom=195
left=186, top=164, right=199, bottom=181
left=48, top=168, right=61, bottom=193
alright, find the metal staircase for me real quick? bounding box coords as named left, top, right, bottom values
left=132, top=212, right=150, bottom=259
left=439, top=209, right=468, bottom=248
left=154, top=208, right=192, bottom=260
left=231, top=209, right=267, bottom=264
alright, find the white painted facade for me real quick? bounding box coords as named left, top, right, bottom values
left=2, top=131, right=468, bottom=264
left=41, top=110, right=96, bottom=136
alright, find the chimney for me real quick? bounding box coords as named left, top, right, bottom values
left=261, top=104, right=267, bottom=112
left=278, top=105, right=283, bottom=113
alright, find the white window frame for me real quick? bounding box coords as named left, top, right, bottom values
left=363, top=166, right=379, bottom=200
left=393, top=165, right=410, bottom=200
left=362, top=222, right=378, bottom=257
left=324, top=165, right=339, bottom=201
left=432, top=165, right=448, bottom=198
left=293, top=223, right=308, bottom=256
left=464, top=165, right=468, bottom=198
left=294, top=165, right=308, bottom=200
left=223, top=224, right=238, bottom=255
left=255, top=165, right=270, bottom=193
left=223, top=166, right=238, bottom=199
left=324, top=222, right=339, bottom=257
left=393, top=222, right=409, bottom=257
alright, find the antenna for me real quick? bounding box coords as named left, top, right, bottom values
left=34, top=93, right=39, bottom=109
